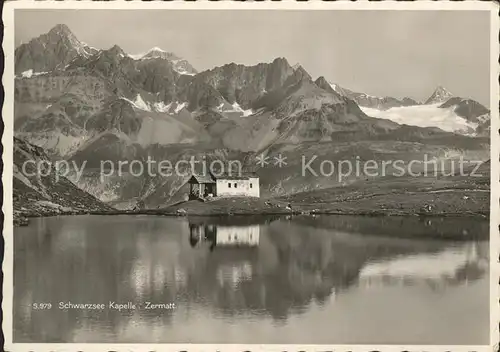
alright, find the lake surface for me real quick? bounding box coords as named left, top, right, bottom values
left=14, top=215, right=490, bottom=344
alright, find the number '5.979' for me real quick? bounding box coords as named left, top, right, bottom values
left=32, top=303, right=52, bottom=309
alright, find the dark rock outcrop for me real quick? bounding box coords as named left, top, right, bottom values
left=439, top=97, right=490, bottom=123
left=13, top=137, right=113, bottom=222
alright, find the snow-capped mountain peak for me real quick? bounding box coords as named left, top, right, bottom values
left=14, top=23, right=99, bottom=74
left=425, top=86, right=453, bottom=105
left=47, top=24, right=95, bottom=58
left=127, top=47, right=197, bottom=75
left=48, top=23, right=73, bottom=38
left=148, top=46, right=166, bottom=53
left=129, top=47, right=179, bottom=61
left=435, top=85, right=452, bottom=94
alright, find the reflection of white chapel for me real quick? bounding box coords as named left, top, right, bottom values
left=215, top=225, right=260, bottom=246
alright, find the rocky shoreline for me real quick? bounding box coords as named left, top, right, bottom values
left=13, top=196, right=489, bottom=228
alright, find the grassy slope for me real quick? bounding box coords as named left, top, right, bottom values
left=280, top=174, right=489, bottom=216
left=158, top=160, right=490, bottom=217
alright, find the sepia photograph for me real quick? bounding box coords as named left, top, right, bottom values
left=2, top=1, right=498, bottom=350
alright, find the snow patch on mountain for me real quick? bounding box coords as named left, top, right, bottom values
left=216, top=101, right=253, bottom=116
left=175, top=102, right=187, bottom=113
left=168, top=58, right=196, bottom=76
left=476, top=113, right=490, bottom=123
left=361, top=104, right=478, bottom=134
left=128, top=47, right=176, bottom=61
left=151, top=101, right=189, bottom=114
left=134, top=94, right=151, bottom=111
left=21, top=69, right=34, bottom=78
left=230, top=102, right=253, bottom=116
left=80, top=41, right=98, bottom=52
left=120, top=94, right=152, bottom=112
left=153, top=101, right=172, bottom=113
left=19, top=69, right=50, bottom=78
left=175, top=68, right=196, bottom=76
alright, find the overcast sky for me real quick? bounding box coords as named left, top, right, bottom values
left=15, top=9, right=491, bottom=106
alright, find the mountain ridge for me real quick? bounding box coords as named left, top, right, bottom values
left=315, top=77, right=422, bottom=111
left=13, top=23, right=491, bottom=209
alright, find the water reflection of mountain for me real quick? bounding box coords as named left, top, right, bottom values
left=292, top=215, right=489, bottom=240
left=358, top=241, right=489, bottom=289
left=13, top=215, right=490, bottom=342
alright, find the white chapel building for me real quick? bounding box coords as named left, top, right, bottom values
left=188, top=172, right=260, bottom=199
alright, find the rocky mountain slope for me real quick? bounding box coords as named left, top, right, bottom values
left=439, top=97, right=491, bottom=136
left=13, top=137, right=113, bottom=223
left=315, top=77, right=420, bottom=110
left=15, top=24, right=98, bottom=75
left=14, top=24, right=491, bottom=209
